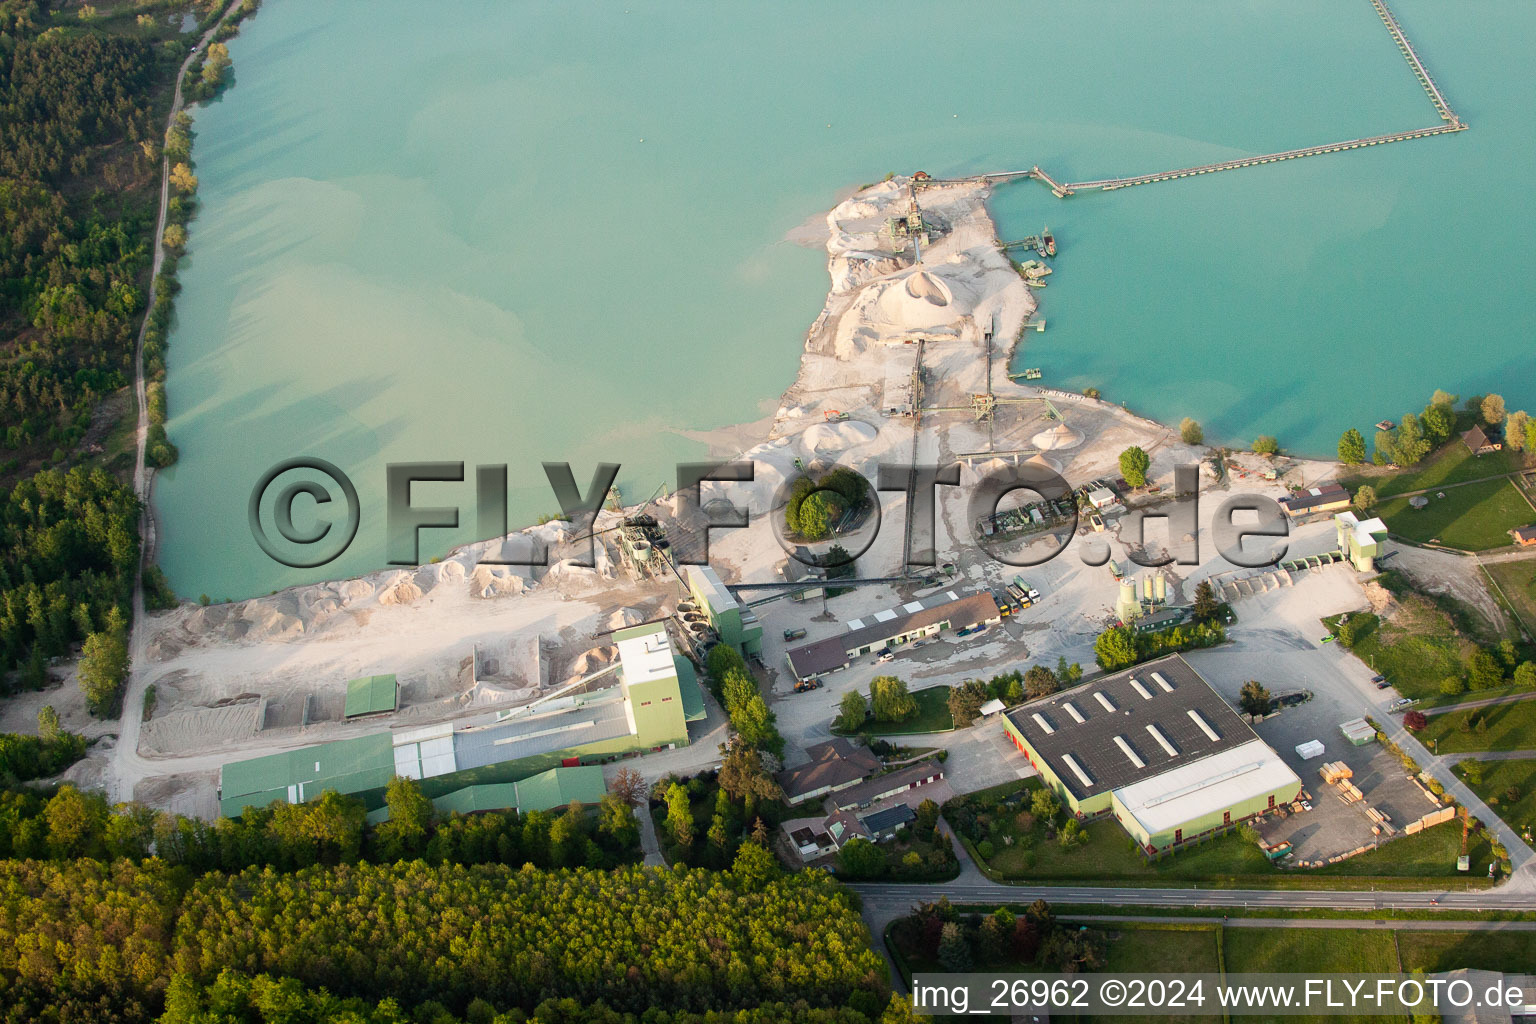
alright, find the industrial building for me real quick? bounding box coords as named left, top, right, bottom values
left=1278, top=482, right=1351, bottom=519
left=219, top=621, right=703, bottom=817
left=1335, top=511, right=1390, bottom=571
left=1001, top=654, right=1302, bottom=854
left=684, top=565, right=763, bottom=658
left=784, top=589, right=1000, bottom=682
left=364, top=765, right=608, bottom=824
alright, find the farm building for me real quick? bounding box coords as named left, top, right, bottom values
left=1000, top=654, right=1302, bottom=854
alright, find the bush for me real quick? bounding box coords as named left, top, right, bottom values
left=976, top=839, right=995, bottom=860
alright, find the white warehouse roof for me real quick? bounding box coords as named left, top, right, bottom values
left=1113, top=738, right=1301, bottom=837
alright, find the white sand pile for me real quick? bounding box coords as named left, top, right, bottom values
left=1032, top=423, right=1084, bottom=450
left=803, top=419, right=877, bottom=453
left=870, top=267, right=974, bottom=331
left=185, top=603, right=230, bottom=635
left=468, top=565, right=525, bottom=599
left=379, top=577, right=424, bottom=606
left=341, top=578, right=374, bottom=600
left=1026, top=453, right=1064, bottom=475
left=906, top=269, right=952, bottom=306
left=244, top=596, right=303, bottom=639
left=691, top=439, right=801, bottom=514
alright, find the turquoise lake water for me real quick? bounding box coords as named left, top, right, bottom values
left=158, top=0, right=1536, bottom=599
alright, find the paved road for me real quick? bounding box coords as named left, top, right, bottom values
left=114, top=0, right=245, bottom=804
left=1060, top=914, right=1536, bottom=931
left=853, top=880, right=1536, bottom=916
left=1426, top=691, right=1536, bottom=717
left=1454, top=749, right=1536, bottom=761
left=1385, top=469, right=1533, bottom=503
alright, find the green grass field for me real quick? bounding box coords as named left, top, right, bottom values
left=1325, top=608, right=1471, bottom=703
left=1483, top=558, right=1536, bottom=636
left=1452, top=758, right=1536, bottom=837
left=1397, top=930, right=1536, bottom=974
left=958, top=801, right=1489, bottom=889
left=1345, top=443, right=1524, bottom=499
left=1375, top=478, right=1534, bottom=551
left=840, top=684, right=953, bottom=736
left=1418, top=700, right=1536, bottom=753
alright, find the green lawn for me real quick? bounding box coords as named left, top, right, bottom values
left=1325, top=609, right=1472, bottom=703
left=1418, top=700, right=1536, bottom=753
left=1307, top=818, right=1492, bottom=879
left=1224, top=926, right=1399, bottom=973
left=839, top=685, right=953, bottom=736
left=1452, top=758, right=1536, bottom=837
left=1097, top=925, right=1223, bottom=1024
left=949, top=784, right=1490, bottom=889
left=1483, top=559, right=1536, bottom=636
left=1375, top=477, right=1535, bottom=551
left=1345, top=443, right=1525, bottom=499
left=1397, top=930, right=1536, bottom=974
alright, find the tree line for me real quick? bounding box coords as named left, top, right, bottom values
left=0, top=772, right=641, bottom=871
left=705, top=643, right=784, bottom=757
left=1339, top=389, right=1533, bottom=468
left=892, top=897, right=1107, bottom=975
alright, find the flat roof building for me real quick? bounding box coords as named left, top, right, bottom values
left=220, top=623, right=700, bottom=818
left=1000, top=654, right=1302, bottom=853
left=784, top=589, right=1000, bottom=682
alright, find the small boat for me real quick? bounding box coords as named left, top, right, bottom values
left=1042, top=226, right=1056, bottom=257
left=1375, top=420, right=1395, bottom=431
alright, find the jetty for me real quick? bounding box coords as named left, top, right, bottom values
left=949, top=0, right=1463, bottom=200
left=1064, top=122, right=1466, bottom=193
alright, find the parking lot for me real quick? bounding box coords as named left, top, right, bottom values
left=1186, top=579, right=1446, bottom=865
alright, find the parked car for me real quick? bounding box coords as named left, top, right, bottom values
left=1390, top=697, right=1418, bottom=711
left=876, top=649, right=895, bottom=663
